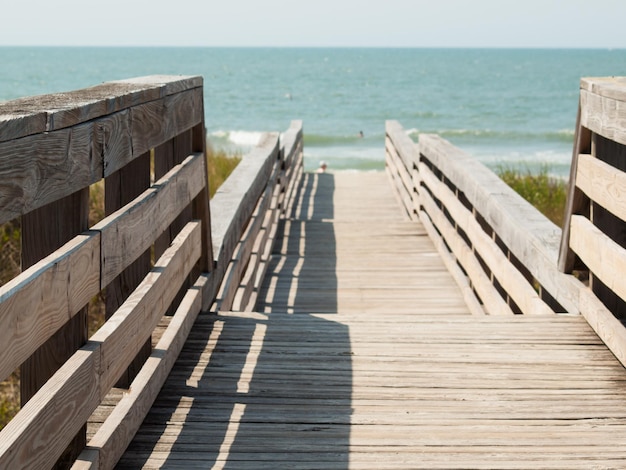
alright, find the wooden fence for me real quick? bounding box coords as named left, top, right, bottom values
left=385, top=76, right=626, bottom=370
left=0, top=76, right=303, bottom=469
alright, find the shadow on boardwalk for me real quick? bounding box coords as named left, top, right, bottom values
left=118, top=173, right=353, bottom=469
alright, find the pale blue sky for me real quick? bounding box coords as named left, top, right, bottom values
left=2, top=0, right=625, bottom=48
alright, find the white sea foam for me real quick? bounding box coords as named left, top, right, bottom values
left=228, top=131, right=264, bottom=147
left=208, top=130, right=264, bottom=148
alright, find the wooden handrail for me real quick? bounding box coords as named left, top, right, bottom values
left=386, top=120, right=579, bottom=317
left=558, top=76, right=626, bottom=367
left=0, top=77, right=304, bottom=469
left=386, top=85, right=626, bottom=368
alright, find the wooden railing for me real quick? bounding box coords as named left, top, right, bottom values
left=558, top=76, right=626, bottom=364
left=0, top=76, right=303, bottom=469
left=385, top=75, right=626, bottom=369
left=386, top=120, right=576, bottom=317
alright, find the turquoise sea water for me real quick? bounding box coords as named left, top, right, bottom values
left=2, top=47, right=626, bottom=175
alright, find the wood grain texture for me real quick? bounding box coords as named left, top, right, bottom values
left=576, top=152, right=626, bottom=221
left=111, top=170, right=626, bottom=469
left=580, top=87, right=626, bottom=146
left=0, top=345, right=101, bottom=470
left=120, top=88, right=203, bottom=175
left=93, top=222, right=202, bottom=394
left=559, top=101, right=592, bottom=273
left=0, top=222, right=201, bottom=470
left=417, top=207, right=486, bottom=316
left=0, top=233, right=100, bottom=383
left=256, top=172, right=469, bottom=315
left=417, top=132, right=580, bottom=314
left=0, top=76, right=203, bottom=224
left=0, top=75, right=202, bottom=141
left=210, top=133, right=280, bottom=286
left=570, top=215, right=626, bottom=303
left=419, top=179, right=513, bottom=315
left=78, top=277, right=205, bottom=470
left=0, top=123, right=100, bottom=225
left=95, top=152, right=206, bottom=287
left=580, top=76, right=626, bottom=101
left=419, top=161, right=554, bottom=316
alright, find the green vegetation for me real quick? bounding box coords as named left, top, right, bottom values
left=0, top=142, right=240, bottom=430
left=497, top=165, right=568, bottom=227
left=207, top=144, right=241, bottom=198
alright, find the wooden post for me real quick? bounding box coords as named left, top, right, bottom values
left=154, top=129, right=195, bottom=315
left=192, top=118, right=214, bottom=273
left=21, top=188, right=89, bottom=468
left=105, top=151, right=152, bottom=387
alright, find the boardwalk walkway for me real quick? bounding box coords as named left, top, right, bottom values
left=117, top=172, right=626, bottom=469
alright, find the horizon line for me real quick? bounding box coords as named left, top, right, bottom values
left=0, top=44, right=624, bottom=50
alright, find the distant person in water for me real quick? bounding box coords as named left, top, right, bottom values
left=317, top=161, right=327, bottom=173
left=359, top=131, right=364, bottom=138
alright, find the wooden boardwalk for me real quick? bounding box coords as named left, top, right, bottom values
left=117, top=172, right=626, bottom=469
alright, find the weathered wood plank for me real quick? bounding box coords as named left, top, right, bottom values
left=0, top=221, right=201, bottom=470
left=580, top=87, right=626, bottom=146
left=119, top=88, right=203, bottom=175
left=94, top=221, right=201, bottom=394
left=559, top=102, right=592, bottom=273
left=417, top=208, right=486, bottom=316
left=117, top=169, right=626, bottom=469
left=417, top=132, right=580, bottom=314
left=95, top=152, right=206, bottom=287
left=570, top=214, right=626, bottom=303
left=210, top=133, right=280, bottom=284
left=576, top=152, right=626, bottom=222
left=0, top=76, right=204, bottom=225
left=418, top=168, right=513, bottom=315
left=578, top=286, right=626, bottom=368
left=20, top=184, right=91, bottom=465
left=0, top=344, right=101, bottom=470
left=76, top=276, right=206, bottom=470
left=0, top=232, right=100, bottom=383
left=580, top=76, right=626, bottom=102
left=419, top=160, right=554, bottom=315
left=0, top=75, right=202, bottom=141
left=0, top=123, right=100, bottom=225
left=104, top=150, right=152, bottom=389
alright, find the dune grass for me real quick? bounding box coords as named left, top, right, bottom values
left=207, top=145, right=241, bottom=198
left=496, top=165, right=568, bottom=228
left=0, top=142, right=240, bottom=431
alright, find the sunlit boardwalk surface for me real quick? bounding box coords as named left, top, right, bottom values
left=117, top=172, right=626, bottom=469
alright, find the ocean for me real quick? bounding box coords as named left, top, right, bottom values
left=2, top=47, right=626, bottom=176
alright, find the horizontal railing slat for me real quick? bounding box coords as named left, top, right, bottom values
left=385, top=120, right=583, bottom=316
left=0, top=78, right=306, bottom=469
left=0, top=75, right=202, bottom=142
left=94, top=152, right=205, bottom=287
left=0, top=233, right=100, bottom=383
left=94, top=221, right=201, bottom=392
left=418, top=165, right=513, bottom=315
left=0, top=77, right=203, bottom=225
left=580, top=88, right=626, bottom=146
left=417, top=132, right=579, bottom=314
left=75, top=275, right=207, bottom=470
left=0, top=346, right=101, bottom=470
left=570, top=215, right=626, bottom=304
left=417, top=207, right=486, bottom=316
left=210, top=133, right=280, bottom=282
left=0, top=123, right=101, bottom=225
left=576, top=153, right=626, bottom=221
left=419, top=161, right=554, bottom=316
left=0, top=221, right=201, bottom=469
